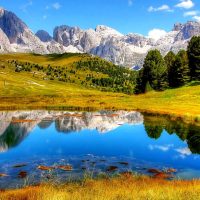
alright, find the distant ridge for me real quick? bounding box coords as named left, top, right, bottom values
left=0, top=8, right=200, bottom=67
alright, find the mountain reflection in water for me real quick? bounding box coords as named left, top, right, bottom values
left=0, top=111, right=143, bottom=152
left=0, top=110, right=200, bottom=189
left=0, top=111, right=199, bottom=154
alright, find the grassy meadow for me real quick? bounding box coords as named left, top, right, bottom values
left=0, top=53, right=200, bottom=121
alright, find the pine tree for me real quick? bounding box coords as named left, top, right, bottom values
left=173, top=50, right=190, bottom=87
left=187, top=36, right=200, bottom=80
left=164, top=51, right=176, bottom=87
left=134, top=69, right=146, bottom=94
left=143, top=50, right=168, bottom=91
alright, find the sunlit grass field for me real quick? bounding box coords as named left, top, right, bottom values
left=1, top=175, right=200, bottom=200
left=0, top=53, right=200, bottom=120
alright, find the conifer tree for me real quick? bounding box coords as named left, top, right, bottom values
left=164, top=51, right=176, bottom=87
left=187, top=36, right=200, bottom=80
left=172, top=50, right=190, bottom=87
left=143, top=50, right=168, bottom=91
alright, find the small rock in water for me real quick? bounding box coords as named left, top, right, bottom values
left=147, top=169, right=161, bottom=174
left=166, top=168, right=177, bottom=173
left=106, top=166, right=118, bottom=172
left=57, top=165, right=73, bottom=171
left=0, top=173, right=8, bottom=177
left=118, top=162, right=129, bottom=166
left=13, top=164, right=27, bottom=168
left=81, top=167, right=87, bottom=170
left=18, top=171, right=27, bottom=179
left=81, top=160, right=89, bottom=163
left=37, top=165, right=55, bottom=171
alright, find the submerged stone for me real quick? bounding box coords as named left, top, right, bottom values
left=118, top=162, right=129, bottom=166
left=0, top=173, right=8, bottom=177
left=106, top=166, right=118, bottom=172
left=147, top=169, right=161, bottom=174
left=13, top=164, right=27, bottom=168
left=81, top=167, right=87, bottom=170
left=57, top=165, right=73, bottom=171
left=37, top=165, right=55, bottom=171
left=18, top=171, right=27, bottom=179
left=166, top=168, right=177, bottom=173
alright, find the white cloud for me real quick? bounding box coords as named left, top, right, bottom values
left=149, top=144, right=174, bottom=152
left=193, top=16, right=200, bottom=22
left=52, top=2, right=61, bottom=10
left=148, top=4, right=173, bottom=12
left=175, top=0, right=194, bottom=9
left=175, top=147, right=191, bottom=158
left=184, top=10, right=198, bottom=17
left=148, top=29, right=167, bottom=41
left=128, top=0, right=133, bottom=6
left=20, top=0, right=33, bottom=12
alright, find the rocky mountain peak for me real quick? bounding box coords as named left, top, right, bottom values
left=174, top=21, right=200, bottom=42
left=95, top=25, right=123, bottom=36
left=36, top=30, right=53, bottom=42
left=53, top=25, right=82, bottom=47
left=0, top=7, right=5, bottom=17
left=173, top=23, right=183, bottom=31
left=0, top=9, right=27, bottom=44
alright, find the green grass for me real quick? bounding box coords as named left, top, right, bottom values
left=0, top=53, right=200, bottom=122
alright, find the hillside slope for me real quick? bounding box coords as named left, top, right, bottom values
left=0, top=53, right=137, bottom=94
left=0, top=53, right=200, bottom=120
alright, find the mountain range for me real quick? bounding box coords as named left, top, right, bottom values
left=0, top=8, right=200, bottom=67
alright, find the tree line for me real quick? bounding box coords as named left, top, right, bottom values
left=135, top=36, right=200, bottom=94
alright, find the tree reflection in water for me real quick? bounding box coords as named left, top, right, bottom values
left=143, top=113, right=200, bottom=154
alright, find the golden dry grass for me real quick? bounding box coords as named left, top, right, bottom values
left=1, top=175, right=200, bottom=200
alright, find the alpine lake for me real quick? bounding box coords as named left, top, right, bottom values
left=0, top=110, right=200, bottom=189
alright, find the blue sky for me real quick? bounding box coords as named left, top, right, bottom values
left=0, top=0, right=200, bottom=37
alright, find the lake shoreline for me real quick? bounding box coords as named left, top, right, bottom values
left=0, top=100, right=200, bottom=125
left=1, top=175, right=200, bottom=200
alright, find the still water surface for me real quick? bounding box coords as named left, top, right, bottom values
left=0, top=110, right=200, bottom=188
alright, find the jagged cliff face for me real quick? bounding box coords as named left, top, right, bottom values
left=0, top=8, right=27, bottom=44
left=0, top=111, right=143, bottom=152
left=53, top=21, right=200, bottom=66
left=0, top=8, right=200, bottom=66
left=0, top=8, right=79, bottom=54
left=0, top=28, right=12, bottom=52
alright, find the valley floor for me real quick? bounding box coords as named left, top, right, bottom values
left=1, top=175, right=200, bottom=200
